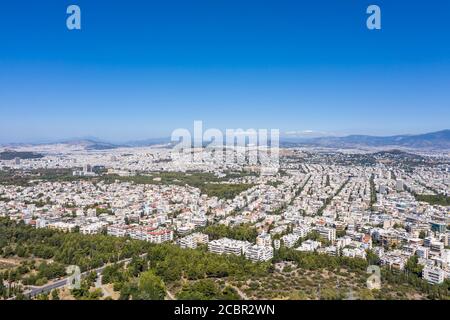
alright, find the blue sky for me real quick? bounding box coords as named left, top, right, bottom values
left=0, top=0, right=449, bottom=143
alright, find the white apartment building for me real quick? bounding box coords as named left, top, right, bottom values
left=336, top=236, right=352, bottom=248
left=314, top=226, right=336, bottom=242
left=178, top=235, right=196, bottom=249
left=256, top=233, right=272, bottom=247
left=296, top=240, right=321, bottom=252
left=281, top=233, right=300, bottom=248
left=322, top=246, right=338, bottom=256
left=430, top=241, right=445, bottom=254
left=80, top=222, right=107, bottom=235
left=128, top=228, right=148, bottom=241
left=208, top=238, right=251, bottom=256
left=423, top=265, right=446, bottom=284
left=47, top=221, right=77, bottom=232
left=416, top=246, right=430, bottom=259
left=293, top=226, right=310, bottom=238
left=107, top=224, right=173, bottom=244
left=380, top=254, right=406, bottom=270
left=35, top=218, right=47, bottom=229
left=107, top=224, right=128, bottom=237
left=147, top=229, right=174, bottom=243
left=191, top=215, right=207, bottom=227
left=342, top=247, right=367, bottom=259
left=178, top=232, right=209, bottom=249
left=245, top=245, right=274, bottom=262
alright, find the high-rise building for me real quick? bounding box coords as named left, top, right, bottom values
left=396, top=180, right=404, bottom=192
left=83, top=164, right=92, bottom=173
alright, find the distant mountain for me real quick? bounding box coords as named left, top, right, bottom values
left=0, top=136, right=173, bottom=150
left=56, top=138, right=122, bottom=150
left=282, top=130, right=450, bottom=150
left=2, top=130, right=449, bottom=151
left=124, top=137, right=171, bottom=147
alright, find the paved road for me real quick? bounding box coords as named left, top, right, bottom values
left=22, top=253, right=147, bottom=299
left=26, top=278, right=68, bottom=297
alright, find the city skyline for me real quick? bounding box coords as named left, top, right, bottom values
left=1, top=0, right=450, bottom=143
left=0, top=128, right=449, bottom=146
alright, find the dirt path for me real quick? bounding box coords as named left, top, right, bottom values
left=225, top=282, right=250, bottom=300
left=0, top=258, right=20, bottom=266
left=166, top=289, right=176, bottom=300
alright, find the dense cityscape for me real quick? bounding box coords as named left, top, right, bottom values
left=0, top=142, right=448, bottom=300
left=1, top=0, right=449, bottom=308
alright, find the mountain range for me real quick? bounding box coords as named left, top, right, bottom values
left=286, top=130, right=450, bottom=150
left=1, top=130, right=449, bottom=151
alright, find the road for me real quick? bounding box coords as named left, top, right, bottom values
left=22, top=253, right=147, bottom=299
left=165, top=289, right=176, bottom=300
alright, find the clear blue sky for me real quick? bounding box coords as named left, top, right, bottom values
left=0, top=0, right=449, bottom=143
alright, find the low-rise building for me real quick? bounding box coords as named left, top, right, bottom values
left=245, top=245, right=274, bottom=262
left=423, top=266, right=446, bottom=284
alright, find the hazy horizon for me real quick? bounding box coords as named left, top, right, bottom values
left=1, top=128, right=449, bottom=145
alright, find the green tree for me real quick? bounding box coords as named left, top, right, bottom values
left=36, top=292, right=49, bottom=300
left=134, top=270, right=166, bottom=300
left=358, top=288, right=375, bottom=300
left=405, top=255, right=423, bottom=277
left=366, top=249, right=380, bottom=266
left=176, top=279, right=222, bottom=300
left=51, top=289, right=60, bottom=300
